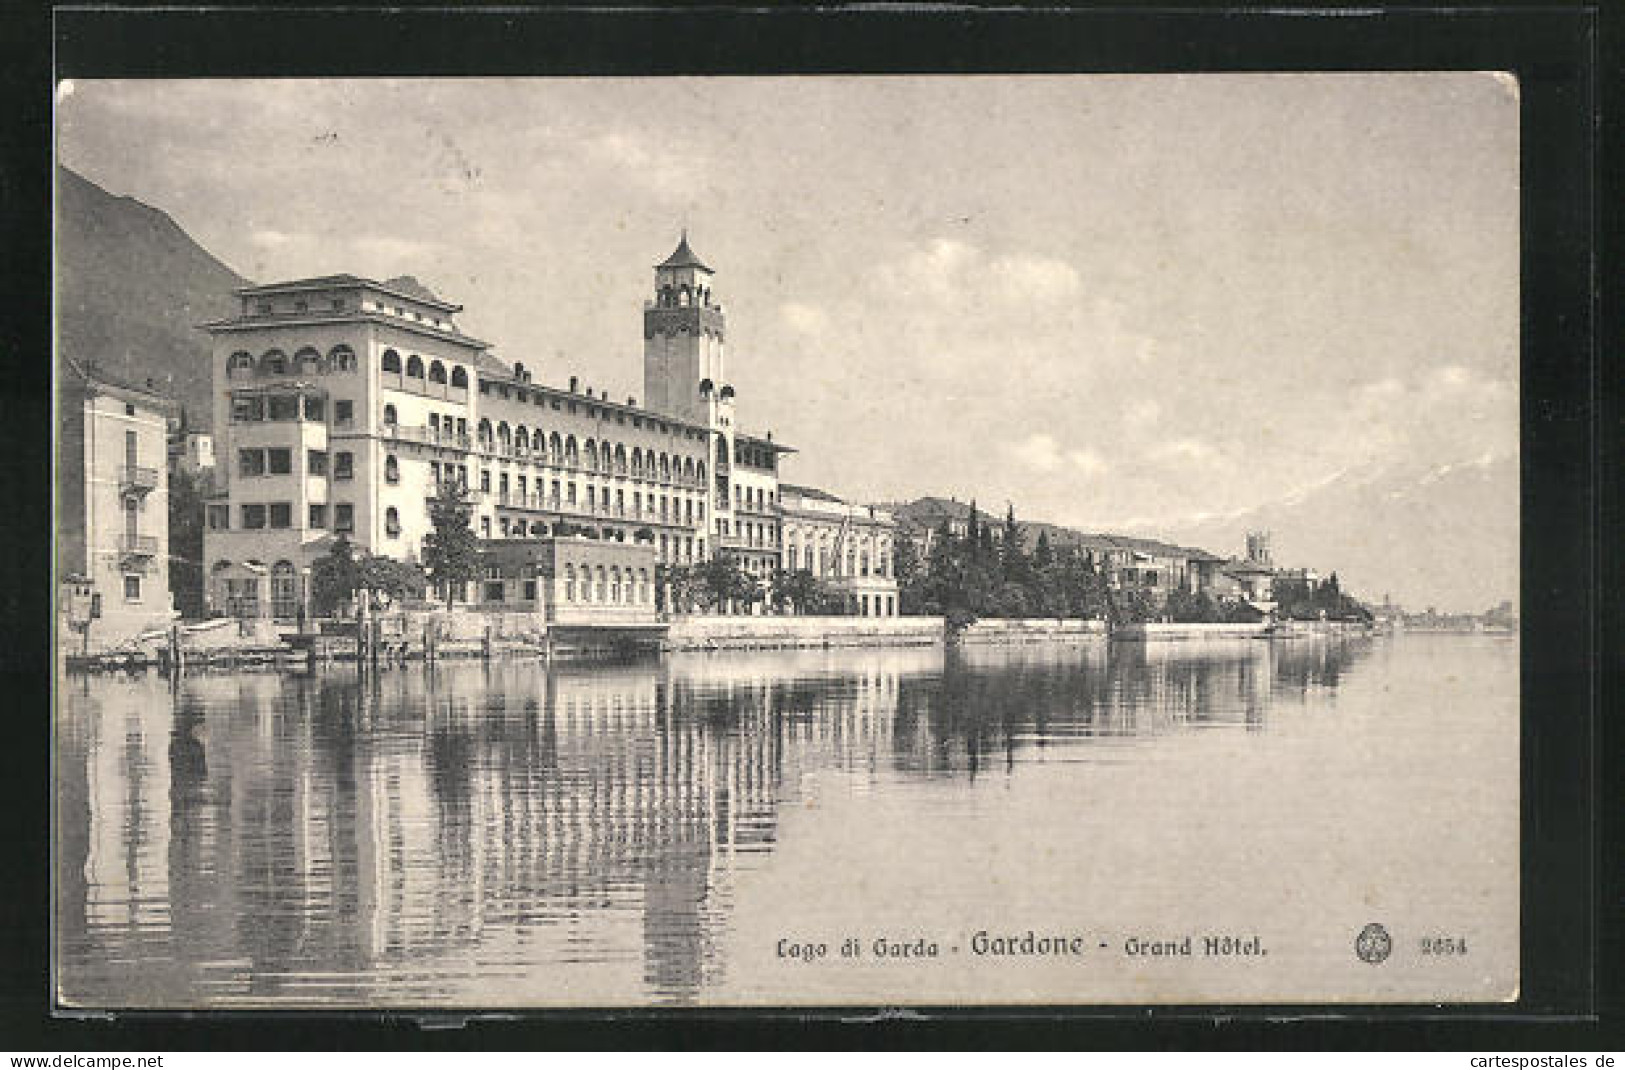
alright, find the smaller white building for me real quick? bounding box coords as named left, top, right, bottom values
left=779, top=484, right=900, bottom=617
left=57, top=361, right=178, bottom=650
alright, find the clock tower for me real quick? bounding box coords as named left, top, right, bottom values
left=643, top=232, right=730, bottom=426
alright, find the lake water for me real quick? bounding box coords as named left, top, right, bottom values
left=54, top=633, right=1518, bottom=1008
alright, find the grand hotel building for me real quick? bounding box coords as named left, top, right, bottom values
left=201, top=236, right=900, bottom=619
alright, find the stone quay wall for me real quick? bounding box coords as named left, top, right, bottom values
left=664, top=614, right=945, bottom=652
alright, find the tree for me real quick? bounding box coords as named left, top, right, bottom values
left=694, top=553, right=755, bottom=612
left=310, top=535, right=425, bottom=614
left=167, top=464, right=207, bottom=618
left=422, top=482, right=479, bottom=606
left=1033, top=531, right=1053, bottom=572
left=310, top=535, right=364, bottom=615
left=773, top=567, right=841, bottom=615
left=1000, top=503, right=1026, bottom=581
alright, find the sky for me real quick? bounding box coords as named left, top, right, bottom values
left=56, top=75, right=1519, bottom=608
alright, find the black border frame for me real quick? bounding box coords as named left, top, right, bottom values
left=2, top=2, right=1609, bottom=1049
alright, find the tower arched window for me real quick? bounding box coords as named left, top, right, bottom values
left=550, top=432, right=563, bottom=461
left=595, top=565, right=606, bottom=602
left=497, top=422, right=511, bottom=448
left=405, top=355, right=425, bottom=379
left=515, top=426, right=529, bottom=452
left=226, top=351, right=255, bottom=379
left=478, top=419, right=493, bottom=447
left=450, top=365, right=468, bottom=389
left=565, top=436, right=578, bottom=465
left=293, top=347, right=323, bottom=376
left=564, top=563, right=576, bottom=601
left=428, top=360, right=447, bottom=385
left=659, top=454, right=671, bottom=479
left=614, top=444, right=627, bottom=472
left=381, top=349, right=401, bottom=374
left=697, top=460, right=706, bottom=482
left=385, top=454, right=400, bottom=483
left=699, top=378, right=714, bottom=398
left=683, top=457, right=695, bottom=480
left=610, top=566, right=621, bottom=603
left=383, top=404, right=397, bottom=426
left=329, top=345, right=357, bottom=372
left=261, top=349, right=289, bottom=376
left=584, top=440, right=598, bottom=470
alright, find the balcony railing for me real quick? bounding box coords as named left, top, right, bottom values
left=383, top=424, right=473, bottom=452
left=119, top=464, right=160, bottom=494
left=118, top=533, right=160, bottom=556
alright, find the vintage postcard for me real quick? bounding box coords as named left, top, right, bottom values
left=53, top=74, right=1519, bottom=1008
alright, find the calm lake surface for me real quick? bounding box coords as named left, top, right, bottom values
left=55, top=633, right=1519, bottom=1007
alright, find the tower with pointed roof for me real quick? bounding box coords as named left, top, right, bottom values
left=643, top=232, right=730, bottom=426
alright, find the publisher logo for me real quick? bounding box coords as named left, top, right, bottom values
left=1355, top=923, right=1392, bottom=964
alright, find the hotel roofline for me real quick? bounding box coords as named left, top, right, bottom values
left=234, top=274, right=464, bottom=314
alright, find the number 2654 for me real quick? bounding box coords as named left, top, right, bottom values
left=1419, top=937, right=1468, bottom=955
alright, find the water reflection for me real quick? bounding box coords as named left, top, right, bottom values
left=57, top=636, right=1374, bottom=1008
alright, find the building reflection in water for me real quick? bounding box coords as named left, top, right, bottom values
left=56, top=637, right=1371, bottom=1007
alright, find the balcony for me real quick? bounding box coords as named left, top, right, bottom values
left=383, top=424, right=473, bottom=452
left=119, top=464, right=160, bottom=496
left=118, top=533, right=160, bottom=563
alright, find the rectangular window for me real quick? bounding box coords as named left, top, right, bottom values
left=269, top=502, right=292, bottom=529
left=480, top=516, right=491, bottom=538
left=334, top=452, right=354, bottom=480
left=334, top=504, right=354, bottom=532
left=480, top=470, right=491, bottom=493
left=206, top=504, right=229, bottom=530
left=242, top=504, right=267, bottom=529
left=309, top=503, right=327, bottom=529
left=308, top=450, right=328, bottom=476
left=267, top=448, right=292, bottom=475
left=303, top=396, right=325, bottom=421
left=232, top=396, right=264, bottom=422
left=267, top=395, right=299, bottom=421
left=334, top=399, right=354, bottom=425
left=484, top=581, right=506, bottom=602
left=523, top=580, right=537, bottom=601
left=123, top=575, right=141, bottom=601
left=238, top=448, right=265, bottom=477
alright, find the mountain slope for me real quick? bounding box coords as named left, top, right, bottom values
left=56, top=166, right=252, bottom=429
left=1155, top=454, right=1518, bottom=614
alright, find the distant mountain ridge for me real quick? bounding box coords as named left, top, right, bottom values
left=56, top=166, right=252, bottom=430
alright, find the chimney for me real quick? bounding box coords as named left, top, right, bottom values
left=568, top=376, right=578, bottom=393
left=627, top=396, right=637, bottom=407
left=513, top=361, right=525, bottom=379
left=600, top=389, right=609, bottom=401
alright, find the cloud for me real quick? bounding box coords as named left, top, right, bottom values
left=1125, top=399, right=1161, bottom=429
left=988, top=253, right=1082, bottom=305
left=780, top=301, right=829, bottom=335
left=1149, top=438, right=1231, bottom=471
left=586, top=131, right=704, bottom=198
left=249, top=228, right=304, bottom=250
left=1068, top=447, right=1109, bottom=475
left=1007, top=433, right=1109, bottom=476
left=353, top=235, right=437, bottom=263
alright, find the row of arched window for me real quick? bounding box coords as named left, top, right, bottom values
left=562, top=563, right=652, bottom=606
left=474, top=420, right=706, bottom=483
left=226, top=346, right=357, bottom=379
left=655, top=283, right=712, bottom=308
left=784, top=529, right=894, bottom=579
left=380, top=349, right=469, bottom=389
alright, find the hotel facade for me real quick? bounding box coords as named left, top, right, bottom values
left=200, top=236, right=899, bottom=620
